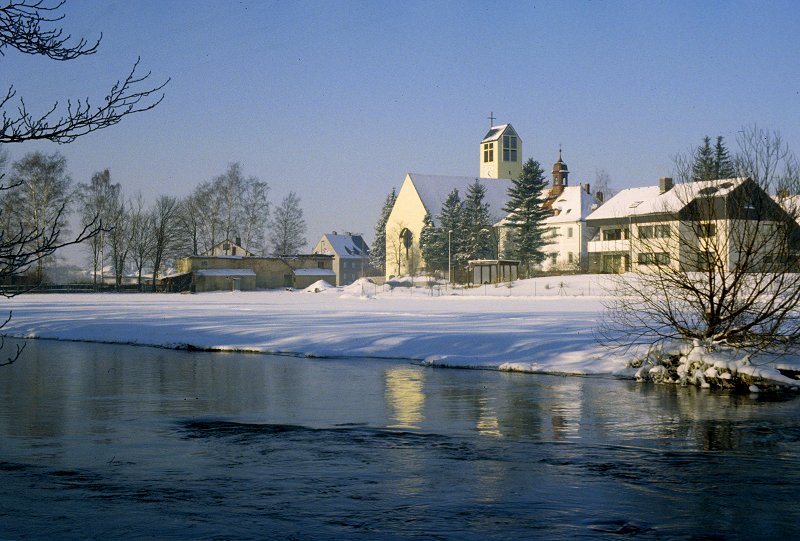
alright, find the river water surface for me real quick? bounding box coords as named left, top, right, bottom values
left=1, top=339, right=799, bottom=540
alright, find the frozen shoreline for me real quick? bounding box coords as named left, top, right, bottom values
left=2, top=275, right=799, bottom=386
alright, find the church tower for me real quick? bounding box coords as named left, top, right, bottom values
left=480, top=120, right=522, bottom=179
left=551, top=148, right=569, bottom=197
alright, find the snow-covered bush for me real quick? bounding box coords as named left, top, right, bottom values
left=629, top=339, right=800, bottom=391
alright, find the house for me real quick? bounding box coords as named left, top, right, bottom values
left=168, top=254, right=334, bottom=292
left=203, top=238, right=254, bottom=257
left=313, top=232, right=370, bottom=286
left=384, top=123, right=522, bottom=278
left=498, top=151, right=600, bottom=272
left=585, top=176, right=797, bottom=273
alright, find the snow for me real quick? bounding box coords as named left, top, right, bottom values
left=408, top=174, right=511, bottom=219
left=545, top=185, right=596, bottom=224
left=317, top=233, right=368, bottom=258
left=2, top=274, right=799, bottom=388
left=304, top=280, right=334, bottom=293
left=587, top=177, right=746, bottom=221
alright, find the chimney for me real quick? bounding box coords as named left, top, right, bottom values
left=659, top=177, right=673, bottom=193
left=332, top=230, right=337, bottom=235
left=583, top=183, right=591, bottom=194
left=235, top=237, right=241, bottom=246
left=596, top=191, right=604, bottom=203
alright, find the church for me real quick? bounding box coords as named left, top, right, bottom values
left=384, top=123, right=599, bottom=279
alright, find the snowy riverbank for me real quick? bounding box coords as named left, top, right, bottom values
left=2, top=275, right=799, bottom=387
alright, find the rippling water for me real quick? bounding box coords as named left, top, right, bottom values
left=1, top=339, right=799, bottom=539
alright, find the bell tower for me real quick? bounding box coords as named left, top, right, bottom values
left=480, top=117, right=522, bottom=179
left=551, top=147, right=569, bottom=196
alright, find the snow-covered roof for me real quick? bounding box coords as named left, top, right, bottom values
left=293, top=268, right=337, bottom=276
left=481, top=124, right=517, bottom=143
left=408, top=173, right=511, bottom=222
left=195, top=269, right=256, bottom=277
left=317, top=233, right=369, bottom=258
left=545, top=185, right=597, bottom=224
left=587, top=177, right=748, bottom=221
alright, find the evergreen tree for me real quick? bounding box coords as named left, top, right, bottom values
left=370, top=187, right=396, bottom=274
left=463, top=179, right=495, bottom=261
left=437, top=189, right=465, bottom=278
left=713, top=136, right=735, bottom=179
left=502, top=158, right=550, bottom=276
left=419, top=211, right=445, bottom=275
left=692, top=135, right=735, bottom=181
left=692, top=136, right=716, bottom=181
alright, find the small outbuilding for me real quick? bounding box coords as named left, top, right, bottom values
left=468, top=259, right=519, bottom=284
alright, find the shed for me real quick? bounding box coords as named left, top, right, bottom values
left=468, top=259, right=519, bottom=284
left=292, top=268, right=337, bottom=289
left=193, top=269, right=257, bottom=292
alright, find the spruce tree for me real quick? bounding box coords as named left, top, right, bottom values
left=502, top=158, right=550, bottom=276
left=713, top=136, right=735, bottom=179
left=463, top=179, right=495, bottom=261
left=370, top=187, right=396, bottom=274
left=692, top=135, right=734, bottom=181
left=419, top=211, right=445, bottom=276
left=692, top=136, right=715, bottom=181
left=437, top=189, right=465, bottom=279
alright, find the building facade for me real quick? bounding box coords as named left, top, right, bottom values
left=171, top=254, right=335, bottom=292
left=313, top=232, right=370, bottom=285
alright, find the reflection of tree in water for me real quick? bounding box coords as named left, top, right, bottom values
left=632, top=384, right=797, bottom=452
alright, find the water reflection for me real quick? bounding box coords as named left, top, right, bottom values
left=384, top=367, right=425, bottom=429
left=1, top=339, right=800, bottom=540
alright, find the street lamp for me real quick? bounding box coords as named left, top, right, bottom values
left=448, top=229, right=453, bottom=286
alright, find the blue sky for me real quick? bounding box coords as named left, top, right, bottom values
left=5, top=0, right=800, bottom=249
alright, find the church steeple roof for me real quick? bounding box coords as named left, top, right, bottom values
left=552, top=147, right=569, bottom=185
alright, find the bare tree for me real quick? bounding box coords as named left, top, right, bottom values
left=127, top=193, right=153, bottom=290
left=183, top=163, right=269, bottom=255
left=105, top=190, right=129, bottom=289
left=149, top=195, right=179, bottom=291
left=3, top=151, right=74, bottom=282
left=76, top=169, right=120, bottom=287
left=603, top=127, right=800, bottom=381
left=268, top=191, right=306, bottom=256
left=1, top=1, right=169, bottom=144
left=0, top=0, right=165, bottom=365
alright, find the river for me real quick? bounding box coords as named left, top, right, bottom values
left=1, top=339, right=799, bottom=539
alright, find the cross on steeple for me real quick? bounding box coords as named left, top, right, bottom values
left=488, top=111, right=496, bottom=127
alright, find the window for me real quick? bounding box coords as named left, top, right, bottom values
left=603, top=228, right=627, bottom=241
left=699, top=223, right=716, bottom=238
left=550, top=253, right=557, bottom=265
left=639, top=224, right=670, bottom=239
left=503, top=135, right=518, bottom=162
left=483, top=142, right=494, bottom=163
left=638, top=252, right=670, bottom=265
left=317, top=261, right=325, bottom=269
left=655, top=225, right=671, bottom=238
left=568, top=252, right=574, bottom=263
left=697, top=251, right=713, bottom=271
left=567, top=227, right=573, bottom=238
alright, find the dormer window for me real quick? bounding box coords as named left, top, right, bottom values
left=483, top=143, right=494, bottom=163
left=503, top=135, right=518, bottom=161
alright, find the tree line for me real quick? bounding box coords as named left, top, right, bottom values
left=0, top=151, right=309, bottom=289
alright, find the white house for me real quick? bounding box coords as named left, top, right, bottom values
left=585, top=176, right=796, bottom=273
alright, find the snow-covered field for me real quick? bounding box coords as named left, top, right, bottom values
left=2, top=275, right=799, bottom=387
